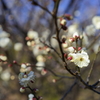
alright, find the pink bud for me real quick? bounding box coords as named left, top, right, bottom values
left=78, top=47, right=82, bottom=51
left=69, top=38, right=75, bottom=42
left=13, top=60, right=17, bottom=64
left=67, top=57, right=72, bottom=60
left=64, top=53, right=67, bottom=58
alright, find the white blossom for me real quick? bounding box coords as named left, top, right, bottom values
left=60, top=19, right=67, bottom=26
left=92, top=16, right=100, bottom=29
left=20, top=87, right=25, bottom=93
left=0, top=37, right=12, bottom=49
left=68, top=50, right=90, bottom=68
left=27, top=30, right=38, bottom=39
left=66, top=47, right=75, bottom=53
left=73, top=32, right=79, bottom=38
left=19, top=71, right=35, bottom=87
left=28, top=94, right=34, bottom=99
left=1, top=70, right=11, bottom=81
left=0, top=55, right=7, bottom=61
left=14, top=43, right=23, bottom=51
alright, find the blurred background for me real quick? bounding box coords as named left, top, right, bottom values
left=0, top=0, right=100, bottom=100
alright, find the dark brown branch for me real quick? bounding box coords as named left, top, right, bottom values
left=60, top=80, right=77, bottom=100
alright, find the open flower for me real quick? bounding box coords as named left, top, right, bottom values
left=19, top=71, right=35, bottom=87
left=68, top=50, right=90, bottom=68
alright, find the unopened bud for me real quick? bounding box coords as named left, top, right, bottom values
left=20, top=87, right=25, bottom=93
left=52, top=79, right=56, bottom=83
left=64, top=53, right=67, bottom=58
left=67, top=57, right=72, bottom=60
left=78, top=47, right=82, bottom=51
left=64, top=14, right=73, bottom=20
left=73, top=32, right=80, bottom=39
left=24, top=74, right=27, bottom=78
left=60, top=19, right=67, bottom=26
left=62, top=25, right=67, bottom=30
left=62, top=43, right=68, bottom=48
left=13, top=60, right=17, bottom=64
left=33, top=88, right=39, bottom=92
left=69, top=38, right=75, bottom=42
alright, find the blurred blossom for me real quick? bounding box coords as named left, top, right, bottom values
left=36, top=55, right=45, bottom=62
left=68, top=23, right=79, bottom=35
left=14, top=42, right=23, bottom=51
left=0, top=25, right=10, bottom=38
left=1, top=70, right=11, bottom=81
left=85, top=25, right=96, bottom=36
left=0, top=37, right=12, bottom=49
left=19, top=71, right=35, bottom=87
left=28, top=94, right=34, bottom=100
left=36, top=62, right=45, bottom=70
left=93, top=42, right=100, bottom=54
left=0, top=26, right=12, bottom=49
left=66, top=47, right=75, bottom=53
left=92, top=16, right=100, bottom=29
left=20, top=63, right=32, bottom=73
left=50, top=35, right=58, bottom=48
left=74, top=10, right=80, bottom=17
left=32, top=44, right=44, bottom=56
left=20, top=87, right=25, bottom=93
left=0, top=55, right=7, bottom=61
left=82, top=32, right=89, bottom=46
left=10, top=75, right=15, bottom=80
left=36, top=55, right=45, bottom=70
left=27, top=30, right=39, bottom=39
left=41, top=69, right=47, bottom=75
left=41, top=29, right=50, bottom=40
left=0, top=31, right=10, bottom=38
left=21, top=63, right=27, bottom=69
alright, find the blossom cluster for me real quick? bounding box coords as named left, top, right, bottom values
left=61, top=32, right=90, bottom=68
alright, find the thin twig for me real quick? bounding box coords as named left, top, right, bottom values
left=39, top=39, right=62, bottom=59
left=31, top=1, right=52, bottom=16
left=46, top=67, right=74, bottom=79
left=86, top=53, right=97, bottom=84
left=60, top=81, right=77, bottom=100
left=86, top=34, right=100, bottom=50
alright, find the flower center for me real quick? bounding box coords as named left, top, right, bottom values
left=80, top=58, right=83, bottom=61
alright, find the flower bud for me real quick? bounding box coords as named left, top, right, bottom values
left=78, top=47, right=82, bottom=51
left=73, top=32, right=80, bottom=39
left=62, top=43, right=68, bottom=48
left=67, top=57, right=72, bottom=60
left=60, top=19, right=67, bottom=26
left=69, top=38, right=75, bottom=42
left=24, top=74, right=27, bottom=78
left=64, top=53, right=67, bottom=58
left=13, top=60, right=17, bottom=64
left=64, top=14, right=73, bottom=20
left=61, top=25, right=67, bottom=30
left=20, top=87, right=25, bottom=93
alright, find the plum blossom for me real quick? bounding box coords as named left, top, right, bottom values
left=68, top=50, right=90, bottom=68
left=92, top=16, right=100, bottom=29
left=19, top=71, right=35, bottom=87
